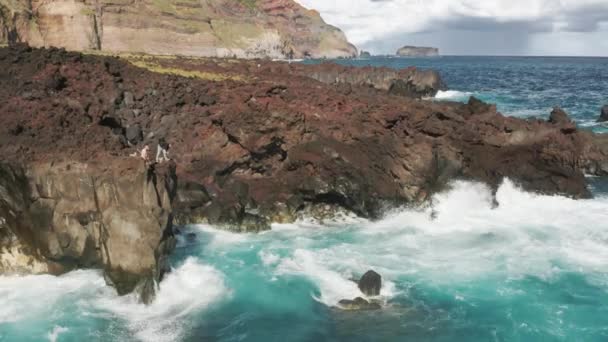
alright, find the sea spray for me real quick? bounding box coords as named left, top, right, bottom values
left=93, top=257, right=229, bottom=342
left=2, top=179, right=608, bottom=341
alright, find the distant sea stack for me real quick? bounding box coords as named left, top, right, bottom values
left=0, top=0, right=357, bottom=59
left=396, top=46, right=439, bottom=57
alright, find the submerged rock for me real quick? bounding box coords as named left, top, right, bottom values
left=338, top=297, right=382, bottom=311
left=358, top=270, right=382, bottom=296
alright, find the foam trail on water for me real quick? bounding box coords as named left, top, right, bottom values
left=94, top=257, right=229, bottom=342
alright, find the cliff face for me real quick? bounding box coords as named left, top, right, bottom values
left=396, top=46, right=439, bottom=57
left=0, top=159, right=176, bottom=303
left=0, top=0, right=357, bottom=59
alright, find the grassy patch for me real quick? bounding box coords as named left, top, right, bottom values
left=237, top=0, right=257, bottom=10
left=128, top=59, right=245, bottom=82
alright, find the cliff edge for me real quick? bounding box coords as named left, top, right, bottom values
left=0, top=0, right=357, bottom=59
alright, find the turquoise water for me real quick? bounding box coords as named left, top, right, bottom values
left=2, top=57, right=608, bottom=341
left=2, top=180, right=608, bottom=341
left=306, top=56, right=608, bottom=132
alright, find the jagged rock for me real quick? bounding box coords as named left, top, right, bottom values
left=125, top=125, right=143, bottom=145
left=0, top=160, right=177, bottom=303
left=464, top=96, right=497, bottom=116
left=305, top=63, right=446, bottom=98
left=338, top=297, right=382, bottom=311
left=358, top=270, right=382, bottom=296
left=549, top=107, right=577, bottom=134
left=598, top=105, right=608, bottom=122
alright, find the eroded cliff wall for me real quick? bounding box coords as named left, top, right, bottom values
left=0, top=160, right=176, bottom=303
left=0, top=0, right=357, bottom=59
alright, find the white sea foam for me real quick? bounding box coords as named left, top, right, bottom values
left=433, top=90, right=473, bottom=101
left=361, top=179, right=608, bottom=283
left=249, top=178, right=608, bottom=306
left=47, top=325, right=68, bottom=342
left=94, top=257, right=229, bottom=342
left=0, top=270, right=105, bottom=324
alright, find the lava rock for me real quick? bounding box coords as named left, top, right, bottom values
left=123, top=91, right=135, bottom=108
left=598, top=105, right=608, bottom=122
left=338, top=297, right=382, bottom=311
left=549, top=107, right=577, bottom=133
left=125, top=125, right=143, bottom=145
left=358, top=270, right=382, bottom=296
left=549, top=107, right=571, bottom=125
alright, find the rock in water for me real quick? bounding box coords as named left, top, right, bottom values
left=358, top=270, right=382, bottom=296
left=338, top=297, right=382, bottom=311
left=598, top=105, right=608, bottom=122
left=396, top=46, right=439, bottom=57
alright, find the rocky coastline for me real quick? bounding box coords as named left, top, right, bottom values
left=2, top=45, right=608, bottom=302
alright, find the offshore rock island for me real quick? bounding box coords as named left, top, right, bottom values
left=1, top=44, right=608, bottom=303
left=396, top=46, right=440, bottom=57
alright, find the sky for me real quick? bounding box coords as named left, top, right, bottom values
left=295, top=0, right=608, bottom=56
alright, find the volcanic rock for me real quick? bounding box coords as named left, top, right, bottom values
left=2, top=46, right=608, bottom=301
left=598, top=105, right=608, bottom=122
left=338, top=297, right=382, bottom=311
left=125, top=125, right=143, bottom=145
left=358, top=270, right=382, bottom=296
left=549, top=107, right=577, bottom=134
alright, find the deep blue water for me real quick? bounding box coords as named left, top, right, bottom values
left=307, top=56, right=608, bottom=132
left=2, top=57, right=608, bottom=342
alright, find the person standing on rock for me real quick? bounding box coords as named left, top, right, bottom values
left=156, top=138, right=170, bottom=163
left=140, top=145, right=150, bottom=161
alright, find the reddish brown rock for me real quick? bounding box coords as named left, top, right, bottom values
left=2, top=46, right=608, bottom=300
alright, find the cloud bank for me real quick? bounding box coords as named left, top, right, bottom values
left=295, top=0, right=608, bottom=56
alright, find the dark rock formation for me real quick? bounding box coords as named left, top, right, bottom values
left=359, top=51, right=372, bottom=58
left=338, top=297, right=382, bottom=311
left=598, top=105, right=608, bottom=122
left=2, top=46, right=608, bottom=301
left=305, top=63, right=446, bottom=98
left=358, top=270, right=382, bottom=296
left=549, top=107, right=577, bottom=134
left=396, top=46, right=439, bottom=57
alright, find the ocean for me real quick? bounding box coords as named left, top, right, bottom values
left=1, top=56, right=608, bottom=342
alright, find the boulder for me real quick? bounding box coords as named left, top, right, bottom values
left=338, top=297, right=382, bottom=311
left=598, top=105, right=608, bottom=122
left=549, top=107, right=577, bottom=134
left=358, top=270, right=382, bottom=296
left=125, top=125, right=143, bottom=145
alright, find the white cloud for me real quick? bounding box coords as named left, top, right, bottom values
left=295, top=0, right=608, bottom=55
